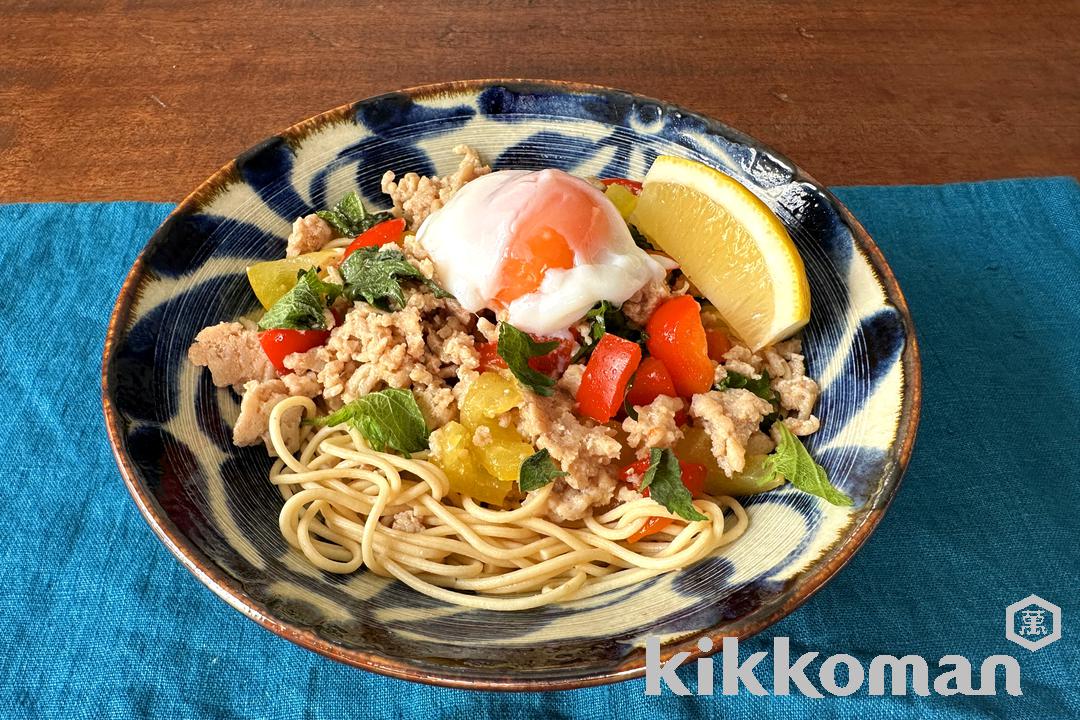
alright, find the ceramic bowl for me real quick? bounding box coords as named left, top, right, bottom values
left=102, top=79, right=921, bottom=690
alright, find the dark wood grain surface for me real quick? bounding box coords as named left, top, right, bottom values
left=1, top=0, right=1077, bottom=202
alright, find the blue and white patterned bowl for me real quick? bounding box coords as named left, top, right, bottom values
left=102, top=80, right=921, bottom=690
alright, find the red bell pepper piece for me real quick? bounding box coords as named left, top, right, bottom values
left=600, top=177, right=643, bottom=194
left=645, top=296, right=715, bottom=397
left=629, top=516, right=674, bottom=543
left=625, top=356, right=678, bottom=407
left=259, top=329, right=330, bottom=373
left=341, top=217, right=406, bottom=260
left=576, top=334, right=642, bottom=423
left=705, top=328, right=733, bottom=362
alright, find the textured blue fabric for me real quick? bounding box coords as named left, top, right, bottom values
left=1, top=180, right=1077, bottom=719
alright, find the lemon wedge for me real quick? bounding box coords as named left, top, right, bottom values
left=631, top=155, right=810, bottom=350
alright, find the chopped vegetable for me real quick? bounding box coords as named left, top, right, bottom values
left=628, top=517, right=673, bottom=543
left=315, top=191, right=394, bottom=238
left=645, top=295, right=714, bottom=397
left=717, top=369, right=776, bottom=404
left=475, top=426, right=536, bottom=485
left=705, top=328, right=733, bottom=361
left=341, top=217, right=406, bottom=260
left=428, top=421, right=511, bottom=505
left=640, top=449, right=708, bottom=522
left=311, top=388, right=429, bottom=456
left=625, top=356, right=678, bottom=408
left=604, top=183, right=638, bottom=219
left=621, top=455, right=706, bottom=497
left=628, top=223, right=655, bottom=252
left=571, top=300, right=646, bottom=363
left=257, top=268, right=341, bottom=331
left=258, top=329, right=329, bottom=373
left=600, top=177, right=643, bottom=193
left=519, top=449, right=567, bottom=492
left=246, top=249, right=339, bottom=310
left=477, top=336, right=574, bottom=377
left=431, top=372, right=534, bottom=500
left=766, top=423, right=852, bottom=506
left=339, top=246, right=447, bottom=311
left=576, top=334, right=642, bottom=423
left=621, top=449, right=707, bottom=538
left=674, top=426, right=784, bottom=496
left=496, top=322, right=561, bottom=396
left=460, top=372, right=524, bottom=430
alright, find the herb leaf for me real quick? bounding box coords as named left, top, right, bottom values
left=311, top=388, right=429, bottom=456
left=766, top=423, right=852, bottom=506
left=717, top=370, right=775, bottom=403
left=315, top=191, right=394, bottom=238
left=518, top=449, right=568, bottom=492
left=496, top=322, right=560, bottom=396
left=628, top=223, right=655, bottom=252
left=571, top=300, right=647, bottom=362
left=718, top=370, right=781, bottom=432
left=339, top=246, right=429, bottom=310
left=641, top=448, right=709, bottom=522
left=257, top=268, right=341, bottom=331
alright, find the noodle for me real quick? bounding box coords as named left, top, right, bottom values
left=267, top=396, right=748, bottom=610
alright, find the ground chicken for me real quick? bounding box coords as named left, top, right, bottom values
left=722, top=345, right=765, bottom=379
left=233, top=379, right=303, bottom=455
left=763, top=339, right=821, bottom=436
left=746, top=430, right=777, bottom=456
left=556, top=364, right=584, bottom=396
left=401, top=231, right=436, bottom=280
left=391, top=510, right=424, bottom=533
left=188, top=322, right=277, bottom=390
left=622, top=396, right=684, bottom=456
left=516, top=390, right=623, bottom=521
left=545, top=473, right=619, bottom=524
left=471, top=425, right=493, bottom=448
left=311, top=287, right=478, bottom=424
left=689, top=389, right=774, bottom=476
left=717, top=340, right=821, bottom=436
left=281, top=372, right=322, bottom=399
left=620, top=278, right=672, bottom=326
left=475, top=317, right=499, bottom=343
left=285, top=214, right=333, bottom=257
left=381, top=144, right=490, bottom=229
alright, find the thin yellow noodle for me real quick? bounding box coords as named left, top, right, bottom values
left=265, top=395, right=748, bottom=610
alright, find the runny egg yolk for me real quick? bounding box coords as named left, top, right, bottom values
left=490, top=176, right=610, bottom=306
left=492, top=227, right=575, bottom=306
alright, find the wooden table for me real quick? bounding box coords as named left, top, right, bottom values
left=2, top=1, right=1077, bottom=203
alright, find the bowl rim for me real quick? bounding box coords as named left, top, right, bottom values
left=101, top=77, right=922, bottom=691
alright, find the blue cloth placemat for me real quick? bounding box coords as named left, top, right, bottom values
left=1, top=179, right=1077, bottom=719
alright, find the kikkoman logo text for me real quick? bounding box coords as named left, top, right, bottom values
left=645, top=637, right=1022, bottom=697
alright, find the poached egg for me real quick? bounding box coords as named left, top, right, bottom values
left=416, top=168, right=664, bottom=335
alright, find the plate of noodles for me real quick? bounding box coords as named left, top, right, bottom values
left=102, top=80, right=920, bottom=689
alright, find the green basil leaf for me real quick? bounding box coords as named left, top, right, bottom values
left=716, top=369, right=776, bottom=403
left=496, top=322, right=559, bottom=396
left=311, top=388, right=429, bottom=456
left=339, top=246, right=427, bottom=311
left=257, top=268, right=341, bottom=331
left=641, top=448, right=708, bottom=522
left=571, top=300, right=647, bottom=362
left=628, top=223, right=655, bottom=251
left=518, top=449, right=568, bottom=492
left=315, top=192, right=396, bottom=237
left=767, top=423, right=852, bottom=506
